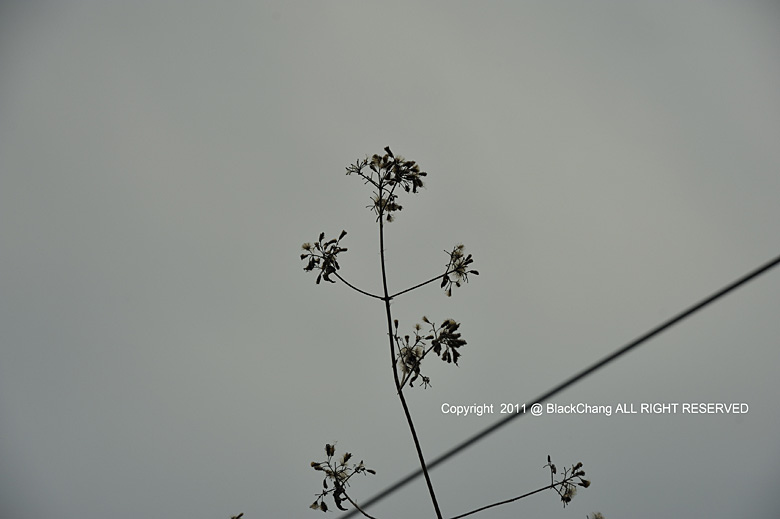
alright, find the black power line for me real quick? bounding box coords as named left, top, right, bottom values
left=342, top=253, right=780, bottom=518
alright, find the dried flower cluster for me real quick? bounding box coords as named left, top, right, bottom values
left=300, top=230, right=348, bottom=285
left=395, top=316, right=468, bottom=389
left=441, top=244, right=479, bottom=297
left=310, top=443, right=376, bottom=513
left=345, top=146, right=427, bottom=223
left=544, top=455, right=590, bottom=508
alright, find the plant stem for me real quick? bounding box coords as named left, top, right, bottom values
left=448, top=482, right=554, bottom=519
left=388, top=269, right=456, bottom=300
left=333, top=271, right=384, bottom=300
left=378, top=204, right=443, bottom=519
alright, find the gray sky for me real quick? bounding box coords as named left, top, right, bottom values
left=1, top=2, right=779, bottom=518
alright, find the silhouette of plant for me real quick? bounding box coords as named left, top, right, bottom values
left=309, top=443, right=377, bottom=516
left=300, top=147, right=593, bottom=518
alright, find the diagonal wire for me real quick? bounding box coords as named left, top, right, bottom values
left=342, top=253, right=780, bottom=518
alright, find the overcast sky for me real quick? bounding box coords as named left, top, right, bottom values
left=1, top=2, right=779, bottom=518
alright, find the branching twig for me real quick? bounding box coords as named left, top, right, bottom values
left=344, top=493, right=379, bottom=519
left=448, top=484, right=550, bottom=519
left=389, top=270, right=455, bottom=300
left=450, top=458, right=589, bottom=519
left=332, top=271, right=385, bottom=301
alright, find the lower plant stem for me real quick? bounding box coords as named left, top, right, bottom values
left=378, top=214, right=443, bottom=519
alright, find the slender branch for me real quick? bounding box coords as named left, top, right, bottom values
left=448, top=479, right=570, bottom=519
left=333, top=271, right=385, bottom=300
left=389, top=269, right=455, bottom=300
left=344, top=493, right=379, bottom=519
left=378, top=183, right=444, bottom=519
left=356, top=170, right=380, bottom=190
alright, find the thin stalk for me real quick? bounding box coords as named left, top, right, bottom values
left=389, top=269, right=456, bottom=300
left=343, top=494, right=379, bottom=519
left=378, top=199, right=443, bottom=519
left=448, top=482, right=557, bottom=519
left=333, top=271, right=384, bottom=300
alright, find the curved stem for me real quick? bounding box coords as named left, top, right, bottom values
left=333, top=271, right=385, bottom=300
left=344, top=493, right=379, bottom=519
left=378, top=195, right=443, bottom=519
left=447, top=483, right=552, bottom=519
